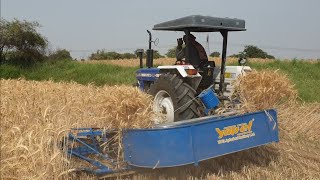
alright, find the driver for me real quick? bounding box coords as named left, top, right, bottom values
left=176, top=34, right=208, bottom=67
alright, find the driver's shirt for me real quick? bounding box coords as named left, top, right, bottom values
left=176, top=40, right=208, bottom=67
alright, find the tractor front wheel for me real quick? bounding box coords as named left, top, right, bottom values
left=150, top=73, right=200, bottom=123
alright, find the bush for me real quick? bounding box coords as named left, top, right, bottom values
left=122, top=53, right=136, bottom=59
left=48, top=49, right=72, bottom=60
left=243, top=45, right=275, bottom=59
left=230, top=45, right=275, bottom=59
left=0, top=19, right=48, bottom=66
left=134, top=49, right=164, bottom=59
left=165, top=47, right=176, bottom=58
left=209, top=51, right=220, bottom=57
left=89, top=50, right=137, bottom=60
left=153, top=50, right=165, bottom=59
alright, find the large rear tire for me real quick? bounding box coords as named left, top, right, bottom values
left=150, top=73, right=201, bottom=123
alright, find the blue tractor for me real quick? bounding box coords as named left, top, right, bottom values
left=136, top=15, right=250, bottom=123
left=65, top=15, right=279, bottom=177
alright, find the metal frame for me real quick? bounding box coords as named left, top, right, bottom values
left=153, top=15, right=246, bottom=32
left=219, top=30, right=228, bottom=95
left=66, top=128, right=130, bottom=175
left=179, top=29, right=230, bottom=95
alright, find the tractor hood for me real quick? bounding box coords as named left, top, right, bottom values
left=153, top=15, right=246, bottom=32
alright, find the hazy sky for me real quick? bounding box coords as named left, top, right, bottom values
left=2, top=0, right=320, bottom=59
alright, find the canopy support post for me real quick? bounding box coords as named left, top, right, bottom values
left=219, top=30, right=228, bottom=96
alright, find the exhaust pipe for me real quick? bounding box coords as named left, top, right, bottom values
left=146, top=30, right=154, bottom=68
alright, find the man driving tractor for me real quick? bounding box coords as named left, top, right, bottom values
left=176, top=34, right=208, bottom=67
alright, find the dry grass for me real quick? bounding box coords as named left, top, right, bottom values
left=81, top=58, right=274, bottom=67
left=0, top=79, right=153, bottom=179
left=1, top=71, right=320, bottom=179
left=278, top=103, right=320, bottom=141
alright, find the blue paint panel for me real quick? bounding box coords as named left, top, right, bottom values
left=136, top=68, right=160, bottom=90
left=193, top=111, right=276, bottom=161
left=136, top=68, right=160, bottom=81
left=123, top=109, right=279, bottom=168
left=124, top=128, right=194, bottom=167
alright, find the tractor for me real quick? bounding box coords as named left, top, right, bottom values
left=136, top=15, right=251, bottom=123
left=64, top=15, right=279, bottom=177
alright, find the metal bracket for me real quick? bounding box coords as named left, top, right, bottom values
left=65, top=128, right=129, bottom=175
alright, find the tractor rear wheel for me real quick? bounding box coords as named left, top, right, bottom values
left=149, top=73, right=200, bottom=123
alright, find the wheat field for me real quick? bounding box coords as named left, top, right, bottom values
left=82, top=58, right=275, bottom=67
left=1, top=70, right=320, bottom=179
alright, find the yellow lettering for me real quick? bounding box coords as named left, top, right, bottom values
left=228, top=126, right=237, bottom=136
left=215, top=119, right=254, bottom=139
left=225, top=128, right=230, bottom=136
left=234, top=126, right=240, bottom=134
left=247, top=119, right=254, bottom=132
left=239, top=124, right=246, bottom=133
left=215, top=128, right=224, bottom=139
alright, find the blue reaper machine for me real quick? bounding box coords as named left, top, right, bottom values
left=65, top=15, right=279, bottom=177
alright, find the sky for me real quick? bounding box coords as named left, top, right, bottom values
left=2, top=0, right=320, bottom=59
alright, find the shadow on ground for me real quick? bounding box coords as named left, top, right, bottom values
left=107, top=145, right=280, bottom=179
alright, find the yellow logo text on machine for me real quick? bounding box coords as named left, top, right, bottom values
left=215, top=119, right=255, bottom=144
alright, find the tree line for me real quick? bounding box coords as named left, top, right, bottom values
left=165, top=46, right=274, bottom=59
left=0, top=18, right=275, bottom=67
left=0, top=19, right=72, bottom=66
left=89, top=49, right=164, bottom=60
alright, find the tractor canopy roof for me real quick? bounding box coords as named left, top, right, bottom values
left=153, top=15, right=246, bottom=32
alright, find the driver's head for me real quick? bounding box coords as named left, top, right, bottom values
left=183, top=34, right=196, bottom=42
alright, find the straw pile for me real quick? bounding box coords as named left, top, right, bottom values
left=232, top=69, right=320, bottom=140
left=0, top=79, right=153, bottom=179
left=233, top=69, right=298, bottom=112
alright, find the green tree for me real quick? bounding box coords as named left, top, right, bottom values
left=122, top=52, right=136, bottom=59
left=243, top=45, right=275, bottom=59
left=48, top=49, right=72, bottom=60
left=89, top=50, right=103, bottom=60
left=231, top=45, right=275, bottom=59
left=153, top=50, right=164, bottom=59
left=134, top=49, right=164, bottom=59
left=0, top=19, right=48, bottom=66
left=0, top=19, right=8, bottom=64
left=105, top=51, right=121, bottom=59
left=166, top=47, right=176, bottom=58
left=90, top=50, right=138, bottom=60
left=209, top=51, right=220, bottom=57
left=229, top=52, right=246, bottom=58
